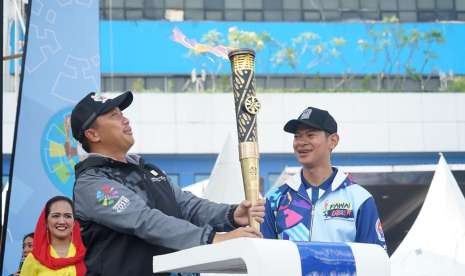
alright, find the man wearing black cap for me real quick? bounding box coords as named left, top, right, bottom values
left=261, top=107, right=386, bottom=250
left=71, top=91, right=264, bottom=276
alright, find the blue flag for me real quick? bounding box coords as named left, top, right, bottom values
left=2, top=0, right=100, bottom=274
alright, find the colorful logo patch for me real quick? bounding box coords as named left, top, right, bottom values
left=96, top=184, right=120, bottom=207
left=322, top=200, right=353, bottom=219
left=376, top=218, right=385, bottom=242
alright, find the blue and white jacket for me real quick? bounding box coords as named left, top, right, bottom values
left=261, top=168, right=386, bottom=250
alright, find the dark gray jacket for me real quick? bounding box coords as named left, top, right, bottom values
left=73, top=153, right=237, bottom=275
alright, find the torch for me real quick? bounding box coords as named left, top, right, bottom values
left=228, top=49, right=261, bottom=231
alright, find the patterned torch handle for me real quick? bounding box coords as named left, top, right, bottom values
left=228, top=49, right=261, bottom=231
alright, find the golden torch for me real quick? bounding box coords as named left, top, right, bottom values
left=228, top=49, right=261, bottom=231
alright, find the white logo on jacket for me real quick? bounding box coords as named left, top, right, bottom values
left=112, top=195, right=130, bottom=213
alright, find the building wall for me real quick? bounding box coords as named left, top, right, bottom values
left=3, top=92, right=465, bottom=155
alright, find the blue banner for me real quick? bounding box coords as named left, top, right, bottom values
left=2, top=0, right=100, bottom=274
left=296, top=241, right=356, bottom=275
left=100, top=21, right=465, bottom=76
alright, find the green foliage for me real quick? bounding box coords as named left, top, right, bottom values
left=448, top=77, right=465, bottom=92
left=227, top=27, right=271, bottom=51
left=178, top=20, right=448, bottom=93
left=130, top=78, right=145, bottom=92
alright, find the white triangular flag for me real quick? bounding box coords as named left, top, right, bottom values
left=204, top=133, right=245, bottom=204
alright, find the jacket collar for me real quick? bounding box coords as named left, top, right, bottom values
left=84, top=152, right=141, bottom=165
left=286, top=167, right=350, bottom=192
left=75, top=153, right=142, bottom=176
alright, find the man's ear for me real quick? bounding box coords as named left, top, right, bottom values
left=329, top=133, right=339, bottom=151
left=84, top=128, right=100, bottom=143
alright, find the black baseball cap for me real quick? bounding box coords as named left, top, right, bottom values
left=284, top=106, right=337, bottom=134
left=71, top=91, right=133, bottom=142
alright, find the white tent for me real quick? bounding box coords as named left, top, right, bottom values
left=390, top=155, right=465, bottom=275
left=181, top=133, right=246, bottom=276
left=183, top=133, right=245, bottom=204
left=182, top=178, right=208, bottom=198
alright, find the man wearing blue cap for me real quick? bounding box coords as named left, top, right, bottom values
left=70, top=91, right=264, bottom=276
left=261, top=107, right=386, bottom=250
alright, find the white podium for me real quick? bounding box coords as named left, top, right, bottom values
left=153, top=238, right=389, bottom=276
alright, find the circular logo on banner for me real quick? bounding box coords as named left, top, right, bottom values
left=40, top=107, right=79, bottom=196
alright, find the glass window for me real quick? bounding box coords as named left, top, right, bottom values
left=126, top=77, right=145, bottom=91
left=225, top=0, right=242, bottom=9
left=285, top=77, right=304, bottom=90
left=303, top=1, right=321, bottom=10
left=418, top=11, right=437, bottom=21
left=167, top=173, right=180, bottom=186
left=399, top=0, right=416, bottom=10
left=184, top=9, right=204, bottom=20
left=305, top=78, right=324, bottom=90
left=303, top=11, right=321, bottom=21
left=244, top=0, right=263, bottom=9
left=403, top=78, right=421, bottom=91
left=255, top=77, right=266, bottom=90
left=398, top=11, right=417, bottom=21
left=322, top=11, right=341, bottom=20
left=109, top=0, right=124, bottom=8
left=437, top=0, right=453, bottom=10
left=360, top=0, right=378, bottom=10
left=283, top=10, right=302, bottom=21
left=360, top=11, right=380, bottom=20
left=194, top=173, right=209, bottom=183
left=126, top=9, right=144, bottom=19
left=205, top=0, right=224, bottom=9
left=263, top=0, right=282, bottom=10
left=145, top=9, right=165, bottom=19
left=380, top=0, right=397, bottom=10
left=165, top=0, right=183, bottom=9
left=126, top=0, right=144, bottom=8
left=343, top=77, right=360, bottom=90
left=185, top=0, right=203, bottom=9
left=145, top=0, right=165, bottom=9
left=146, top=77, right=165, bottom=91
left=417, top=0, right=435, bottom=9
left=269, top=77, right=285, bottom=89
left=109, top=8, right=125, bottom=19
left=457, top=12, right=465, bottom=20
left=437, top=11, right=456, bottom=20
left=264, top=11, right=283, bottom=21
left=341, top=0, right=359, bottom=10
left=423, top=78, right=440, bottom=92
left=381, top=11, right=398, bottom=20
left=341, top=11, right=361, bottom=20
left=245, top=11, right=263, bottom=21
left=283, top=0, right=300, bottom=10
left=206, top=10, right=223, bottom=20
left=225, top=10, right=243, bottom=20
left=458, top=0, right=465, bottom=11
left=322, top=0, right=339, bottom=10
left=103, top=77, right=125, bottom=92
left=323, top=78, right=335, bottom=90
left=170, top=76, right=190, bottom=92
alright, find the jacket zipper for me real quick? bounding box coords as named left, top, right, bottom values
left=294, top=192, right=313, bottom=242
